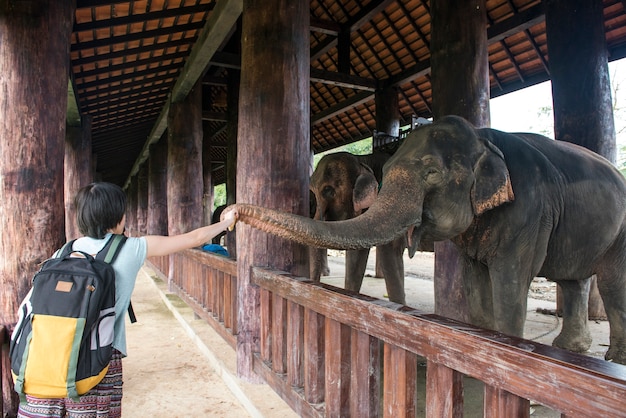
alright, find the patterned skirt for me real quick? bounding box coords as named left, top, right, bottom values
left=17, top=350, right=124, bottom=418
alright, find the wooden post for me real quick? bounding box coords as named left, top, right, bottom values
left=545, top=0, right=613, bottom=320
left=429, top=3, right=489, bottom=412
left=430, top=0, right=490, bottom=322
left=237, top=0, right=310, bottom=381
left=202, top=128, right=214, bottom=228
left=225, top=70, right=240, bottom=257
left=126, top=177, right=138, bottom=236
left=167, top=80, right=204, bottom=237
left=0, top=1, right=75, bottom=414
left=148, top=137, right=168, bottom=236
left=65, top=115, right=93, bottom=240
left=136, top=163, right=149, bottom=236
left=374, top=87, right=400, bottom=278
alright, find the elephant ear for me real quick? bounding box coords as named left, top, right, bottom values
left=353, top=163, right=378, bottom=213
left=471, top=139, right=515, bottom=215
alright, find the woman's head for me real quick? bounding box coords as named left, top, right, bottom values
left=75, top=182, right=127, bottom=238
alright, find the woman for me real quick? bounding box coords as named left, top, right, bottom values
left=17, top=182, right=237, bottom=418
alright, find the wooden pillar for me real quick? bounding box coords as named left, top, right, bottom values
left=65, top=115, right=93, bottom=240
left=167, top=80, right=204, bottom=237
left=202, top=124, right=214, bottom=228
left=546, top=0, right=614, bottom=319
left=148, top=137, right=168, bottom=236
left=136, top=163, right=149, bottom=236
left=374, top=87, right=400, bottom=277
left=225, top=69, right=240, bottom=257
left=237, top=0, right=310, bottom=380
left=430, top=0, right=490, bottom=323
left=126, top=177, right=138, bottom=236
left=0, top=1, right=75, bottom=414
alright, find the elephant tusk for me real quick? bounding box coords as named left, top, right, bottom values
left=407, top=225, right=415, bottom=249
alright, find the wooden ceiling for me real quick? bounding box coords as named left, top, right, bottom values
left=70, top=0, right=626, bottom=187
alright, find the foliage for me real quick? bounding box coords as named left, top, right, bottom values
left=213, top=183, right=226, bottom=209
left=313, top=137, right=373, bottom=169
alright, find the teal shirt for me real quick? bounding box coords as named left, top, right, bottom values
left=63, top=234, right=147, bottom=357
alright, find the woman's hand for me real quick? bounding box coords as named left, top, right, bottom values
left=221, top=206, right=238, bottom=231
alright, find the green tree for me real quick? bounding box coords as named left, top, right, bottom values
left=213, top=183, right=226, bottom=209
left=313, top=137, right=373, bottom=168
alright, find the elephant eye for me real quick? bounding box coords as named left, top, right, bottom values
left=424, top=167, right=443, bottom=185
left=322, top=186, right=335, bottom=199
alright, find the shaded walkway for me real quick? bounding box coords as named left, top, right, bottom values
left=123, top=267, right=296, bottom=418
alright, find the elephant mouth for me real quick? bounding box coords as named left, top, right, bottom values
left=406, top=208, right=437, bottom=257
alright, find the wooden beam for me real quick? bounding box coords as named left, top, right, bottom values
left=124, top=0, right=243, bottom=189
left=310, top=67, right=377, bottom=91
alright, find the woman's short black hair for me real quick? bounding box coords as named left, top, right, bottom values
left=74, top=182, right=127, bottom=239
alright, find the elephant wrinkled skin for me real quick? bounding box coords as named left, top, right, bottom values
left=229, top=115, right=626, bottom=364
left=309, top=151, right=407, bottom=304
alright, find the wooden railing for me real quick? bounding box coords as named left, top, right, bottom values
left=1, top=325, right=5, bottom=414
left=162, top=251, right=626, bottom=417
left=153, top=250, right=238, bottom=348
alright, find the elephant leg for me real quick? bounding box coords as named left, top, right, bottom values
left=377, top=238, right=406, bottom=305
left=596, top=265, right=626, bottom=364
left=345, top=248, right=370, bottom=293
left=552, top=278, right=592, bottom=353
left=309, top=247, right=328, bottom=282
left=463, top=259, right=495, bottom=330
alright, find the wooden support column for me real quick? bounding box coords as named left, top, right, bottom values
left=126, top=177, right=138, bottom=235
left=167, top=80, right=204, bottom=237
left=237, top=0, right=310, bottom=381
left=65, top=115, right=93, bottom=240
left=136, top=163, right=149, bottom=236
left=429, top=3, right=489, bottom=413
left=430, top=0, right=490, bottom=322
left=545, top=0, right=614, bottom=319
left=225, top=69, right=240, bottom=257
left=0, top=1, right=75, bottom=414
left=148, top=136, right=168, bottom=236
left=202, top=126, right=214, bottom=228
left=374, top=87, right=400, bottom=277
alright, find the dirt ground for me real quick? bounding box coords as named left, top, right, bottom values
left=122, top=249, right=612, bottom=417
left=123, top=268, right=296, bottom=418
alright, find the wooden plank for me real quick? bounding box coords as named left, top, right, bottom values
left=484, top=385, right=530, bottom=418
left=287, top=301, right=304, bottom=387
left=223, top=269, right=232, bottom=329
left=252, top=269, right=626, bottom=417
left=383, top=344, right=417, bottom=417
left=350, top=329, right=381, bottom=417
left=325, top=318, right=351, bottom=417
left=425, top=361, right=463, bottom=418
left=304, top=309, right=325, bottom=404
left=260, top=288, right=272, bottom=363
left=253, top=353, right=323, bottom=418
left=272, top=293, right=287, bottom=374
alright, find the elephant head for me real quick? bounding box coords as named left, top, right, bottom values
left=308, top=152, right=379, bottom=281
left=310, top=152, right=379, bottom=223
left=232, top=115, right=514, bottom=253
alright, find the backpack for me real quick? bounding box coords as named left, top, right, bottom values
left=10, top=234, right=127, bottom=401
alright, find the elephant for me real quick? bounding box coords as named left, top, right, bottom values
left=211, top=204, right=227, bottom=244
left=309, top=151, right=408, bottom=304
left=227, top=115, right=626, bottom=364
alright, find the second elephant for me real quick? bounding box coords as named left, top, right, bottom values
left=309, top=151, right=408, bottom=304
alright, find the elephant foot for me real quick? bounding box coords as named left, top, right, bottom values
left=605, top=339, right=626, bottom=365
left=552, top=329, right=592, bottom=354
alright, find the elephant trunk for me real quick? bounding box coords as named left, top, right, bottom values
left=234, top=167, right=422, bottom=250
